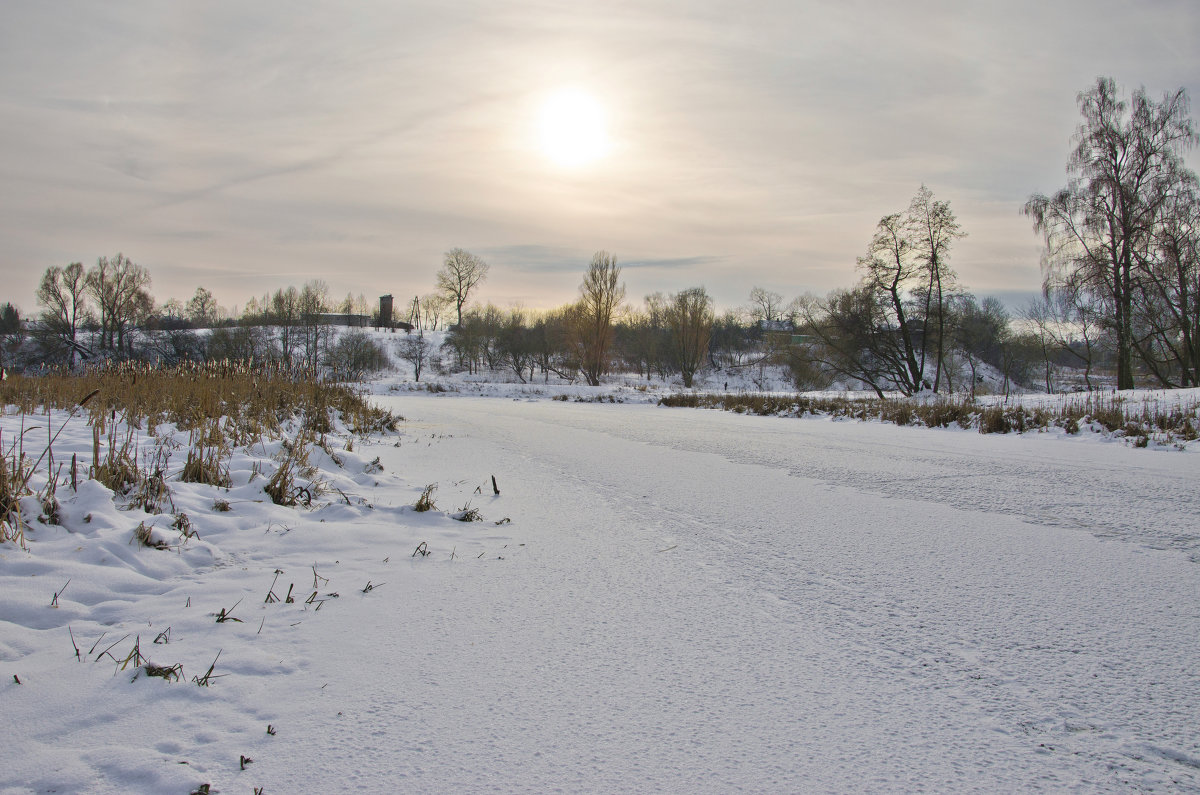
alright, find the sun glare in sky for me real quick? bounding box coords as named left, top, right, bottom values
left=536, top=88, right=610, bottom=169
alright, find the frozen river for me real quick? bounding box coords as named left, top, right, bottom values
left=356, top=395, right=1200, bottom=792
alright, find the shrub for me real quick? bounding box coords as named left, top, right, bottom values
left=325, top=330, right=390, bottom=381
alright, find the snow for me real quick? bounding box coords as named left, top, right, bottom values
left=2, top=369, right=1200, bottom=793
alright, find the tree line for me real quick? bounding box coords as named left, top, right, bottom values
left=421, top=256, right=717, bottom=389
left=1, top=264, right=387, bottom=377
left=406, top=245, right=1026, bottom=395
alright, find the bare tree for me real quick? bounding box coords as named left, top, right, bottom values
left=417, top=292, right=449, bottom=331
left=187, top=287, right=219, bottom=327
left=436, top=248, right=490, bottom=327
left=1134, top=180, right=1200, bottom=385
left=530, top=306, right=579, bottom=382
left=951, top=295, right=1009, bottom=398
left=37, top=262, right=88, bottom=365
left=270, top=286, right=301, bottom=365
left=497, top=307, right=537, bottom=383
left=298, top=280, right=330, bottom=370
left=1020, top=297, right=1062, bottom=394
left=574, top=251, right=625, bottom=386
left=795, top=286, right=907, bottom=398
left=440, top=317, right=477, bottom=373
left=747, top=287, right=785, bottom=327
left=1046, top=284, right=1105, bottom=390
left=1025, top=77, right=1197, bottom=389
left=908, top=185, right=965, bottom=391
left=85, top=253, right=151, bottom=354
left=859, top=212, right=926, bottom=393
left=478, top=304, right=506, bottom=371
left=160, top=298, right=186, bottom=325
left=665, top=287, right=714, bottom=388
left=398, top=332, right=432, bottom=381
left=850, top=187, right=965, bottom=394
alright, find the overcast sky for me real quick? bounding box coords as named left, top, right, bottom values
left=2, top=0, right=1198, bottom=317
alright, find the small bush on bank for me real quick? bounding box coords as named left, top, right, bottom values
left=659, top=390, right=1200, bottom=447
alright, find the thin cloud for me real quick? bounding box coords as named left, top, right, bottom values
left=621, top=255, right=726, bottom=271
left=1, top=1, right=1197, bottom=312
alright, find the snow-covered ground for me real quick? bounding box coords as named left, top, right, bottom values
left=2, top=373, right=1199, bottom=793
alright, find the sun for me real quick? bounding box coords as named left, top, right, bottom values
left=537, top=88, right=610, bottom=169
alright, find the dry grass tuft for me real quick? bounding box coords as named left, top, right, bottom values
left=133, top=521, right=169, bottom=550
left=264, top=436, right=312, bottom=506
left=412, top=484, right=437, bottom=512
left=180, top=423, right=232, bottom=488
left=453, top=503, right=483, bottom=522
left=128, top=440, right=175, bottom=514
left=139, top=662, right=183, bottom=682
left=91, top=424, right=140, bottom=495
left=0, top=432, right=31, bottom=546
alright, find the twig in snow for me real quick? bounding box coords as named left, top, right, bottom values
left=94, top=634, right=131, bottom=663
left=87, top=632, right=107, bottom=656
left=192, top=650, right=224, bottom=686
left=116, top=635, right=147, bottom=671
left=215, top=599, right=244, bottom=623
left=264, top=571, right=282, bottom=603
left=50, top=579, right=70, bottom=608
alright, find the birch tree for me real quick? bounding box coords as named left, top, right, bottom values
left=1025, top=77, right=1197, bottom=389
